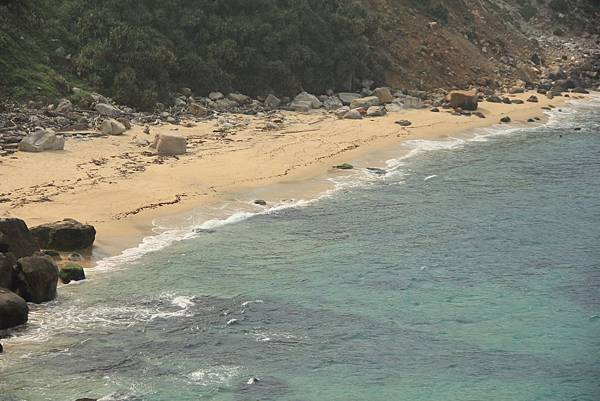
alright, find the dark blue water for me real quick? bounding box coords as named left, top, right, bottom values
left=1, top=99, right=599, bottom=401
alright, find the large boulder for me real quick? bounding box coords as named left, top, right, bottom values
left=58, top=263, right=86, bottom=284
left=293, top=92, right=322, bottom=109
left=447, top=90, right=478, bottom=111
left=18, top=128, right=65, bottom=152
left=15, top=255, right=58, bottom=303
left=0, top=218, right=38, bottom=258
left=0, top=288, right=28, bottom=329
left=350, top=96, right=380, bottom=109
left=338, top=92, right=361, bottom=105
left=372, top=87, right=394, bottom=104
left=94, top=103, right=122, bottom=117
left=100, top=118, right=127, bottom=136
left=0, top=252, right=17, bottom=289
left=30, top=219, right=96, bottom=252
left=151, top=132, right=187, bottom=155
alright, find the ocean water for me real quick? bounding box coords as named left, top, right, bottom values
left=1, top=98, right=599, bottom=401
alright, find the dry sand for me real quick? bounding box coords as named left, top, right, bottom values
left=0, top=92, right=580, bottom=259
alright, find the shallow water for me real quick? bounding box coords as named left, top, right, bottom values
left=1, top=99, right=599, bottom=401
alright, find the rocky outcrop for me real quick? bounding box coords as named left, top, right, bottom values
left=447, top=90, right=478, bottom=111
left=30, top=219, right=96, bottom=252
left=0, top=288, right=28, bottom=329
left=0, top=218, right=38, bottom=258
left=151, top=132, right=187, bottom=155
left=100, top=118, right=127, bottom=136
left=14, top=255, right=59, bottom=303
left=18, top=128, right=65, bottom=152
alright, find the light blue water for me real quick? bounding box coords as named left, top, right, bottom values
left=1, top=99, right=599, bottom=401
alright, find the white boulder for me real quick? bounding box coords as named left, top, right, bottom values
left=18, top=129, right=65, bottom=152
left=100, top=119, right=127, bottom=136
left=151, top=132, right=187, bottom=155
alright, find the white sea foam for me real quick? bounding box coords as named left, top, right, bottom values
left=187, top=365, right=242, bottom=386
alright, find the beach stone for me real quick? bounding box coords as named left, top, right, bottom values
left=343, top=109, right=363, bottom=119
left=293, top=92, right=322, bottom=109
left=30, top=219, right=96, bottom=252
left=0, top=288, right=28, bottom=329
left=0, top=218, right=38, bottom=258
left=254, top=200, right=267, bottom=206
left=58, top=263, right=86, bottom=284
left=0, top=252, right=17, bottom=289
left=14, top=255, right=58, bottom=303
left=372, top=87, right=394, bottom=104
left=227, top=93, right=251, bottom=105
left=486, top=95, right=502, bottom=103
left=334, top=163, right=354, bottom=170
left=209, top=91, right=224, bottom=101
left=56, top=98, right=74, bottom=113
left=366, top=106, right=387, bottom=117
left=18, top=128, right=65, bottom=152
left=94, top=103, right=122, bottom=117
left=100, top=118, right=127, bottom=135
left=188, top=103, right=208, bottom=117
left=338, top=92, right=361, bottom=105
left=264, top=94, right=281, bottom=108
left=447, top=90, right=478, bottom=111
left=151, top=132, right=187, bottom=155
left=401, top=96, right=425, bottom=109
left=290, top=100, right=311, bottom=112
left=395, top=119, right=412, bottom=126
left=323, top=96, right=343, bottom=110
left=350, top=96, right=380, bottom=109
left=527, top=95, right=539, bottom=103
left=500, top=116, right=511, bottom=123
left=214, top=98, right=238, bottom=111
left=511, top=99, right=525, bottom=104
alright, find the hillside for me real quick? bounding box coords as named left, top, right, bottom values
left=0, top=0, right=599, bottom=110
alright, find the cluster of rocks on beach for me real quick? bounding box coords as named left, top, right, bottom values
left=0, top=218, right=95, bottom=332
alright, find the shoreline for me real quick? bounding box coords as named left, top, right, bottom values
left=0, top=92, right=585, bottom=264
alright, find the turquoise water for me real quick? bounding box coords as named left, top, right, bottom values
left=1, top=99, right=599, bottom=401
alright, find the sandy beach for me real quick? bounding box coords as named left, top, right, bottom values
left=0, top=92, right=580, bottom=259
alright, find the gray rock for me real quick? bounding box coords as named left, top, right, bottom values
left=350, top=96, right=380, bottom=109
left=401, top=96, right=425, bottom=109
left=15, top=255, right=58, bottom=303
left=293, top=92, right=322, bottom=109
left=209, top=91, right=224, bottom=101
left=100, top=119, right=127, bottom=136
left=214, top=98, right=238, bottom=111
left=189, top=103, right=208, bottom=117
left=372, top=87, right=394, bottom=104
left=264, top=94, right=281, bottom=108
left=95, top=103, right=122, bottom=117
left=447, top=91, right=478, bottom=111
left=323, top=96, right=343, bottom=111
left=290, top=100, right=312, bottom=113
left=151, top=132, right=187, bottom=155
left=56, top=99, right=74, bottom=113
left=343, top=109, right=363, bottom=119
left=227, top=93, right=251, bottom=105
left=0, top=218, right=38, bottom=258
left=395, top=119, right=412, bottom=127
left=30, top=219, right=96, bottom=252
left=334, top=106, right=350, bottom=118
left=18, top=129, right=65, bottom=152
left=366, top=106, right=387, bottom=117
left=0, top=288, right=28, bottom=329
left=500, top=116, right=511, bottom=123
left=338, top=92, right=361, bottom=105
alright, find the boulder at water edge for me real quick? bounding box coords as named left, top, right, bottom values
left=0, top=288, right=28, bottom=329
left=59, top=263, right=86, bottom=284
left=447, top=90, right=478, bottom=111
left=15, top=255, right=59, bottom=303
left=30, top=219, right=96, bottom=252
left=0, top=218, right=38, bottom=258
left=151, top=132, right=187, bottom=155
left=0, top=252, right=17, bottom=289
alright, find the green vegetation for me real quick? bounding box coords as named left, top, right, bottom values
left=0, top=0, right=385, bottom=109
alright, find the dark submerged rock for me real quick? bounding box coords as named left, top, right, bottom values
left=59, top=263, right=86, bottom=284
left=500, top=116, right=511, bottom=123
left=333, top=163, right=354, bottom=170
left=30, top=219, right=96, bottom=251
left=0, top=288, right=29, bottom=329
left=253, top=200, right=267, bottom=206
